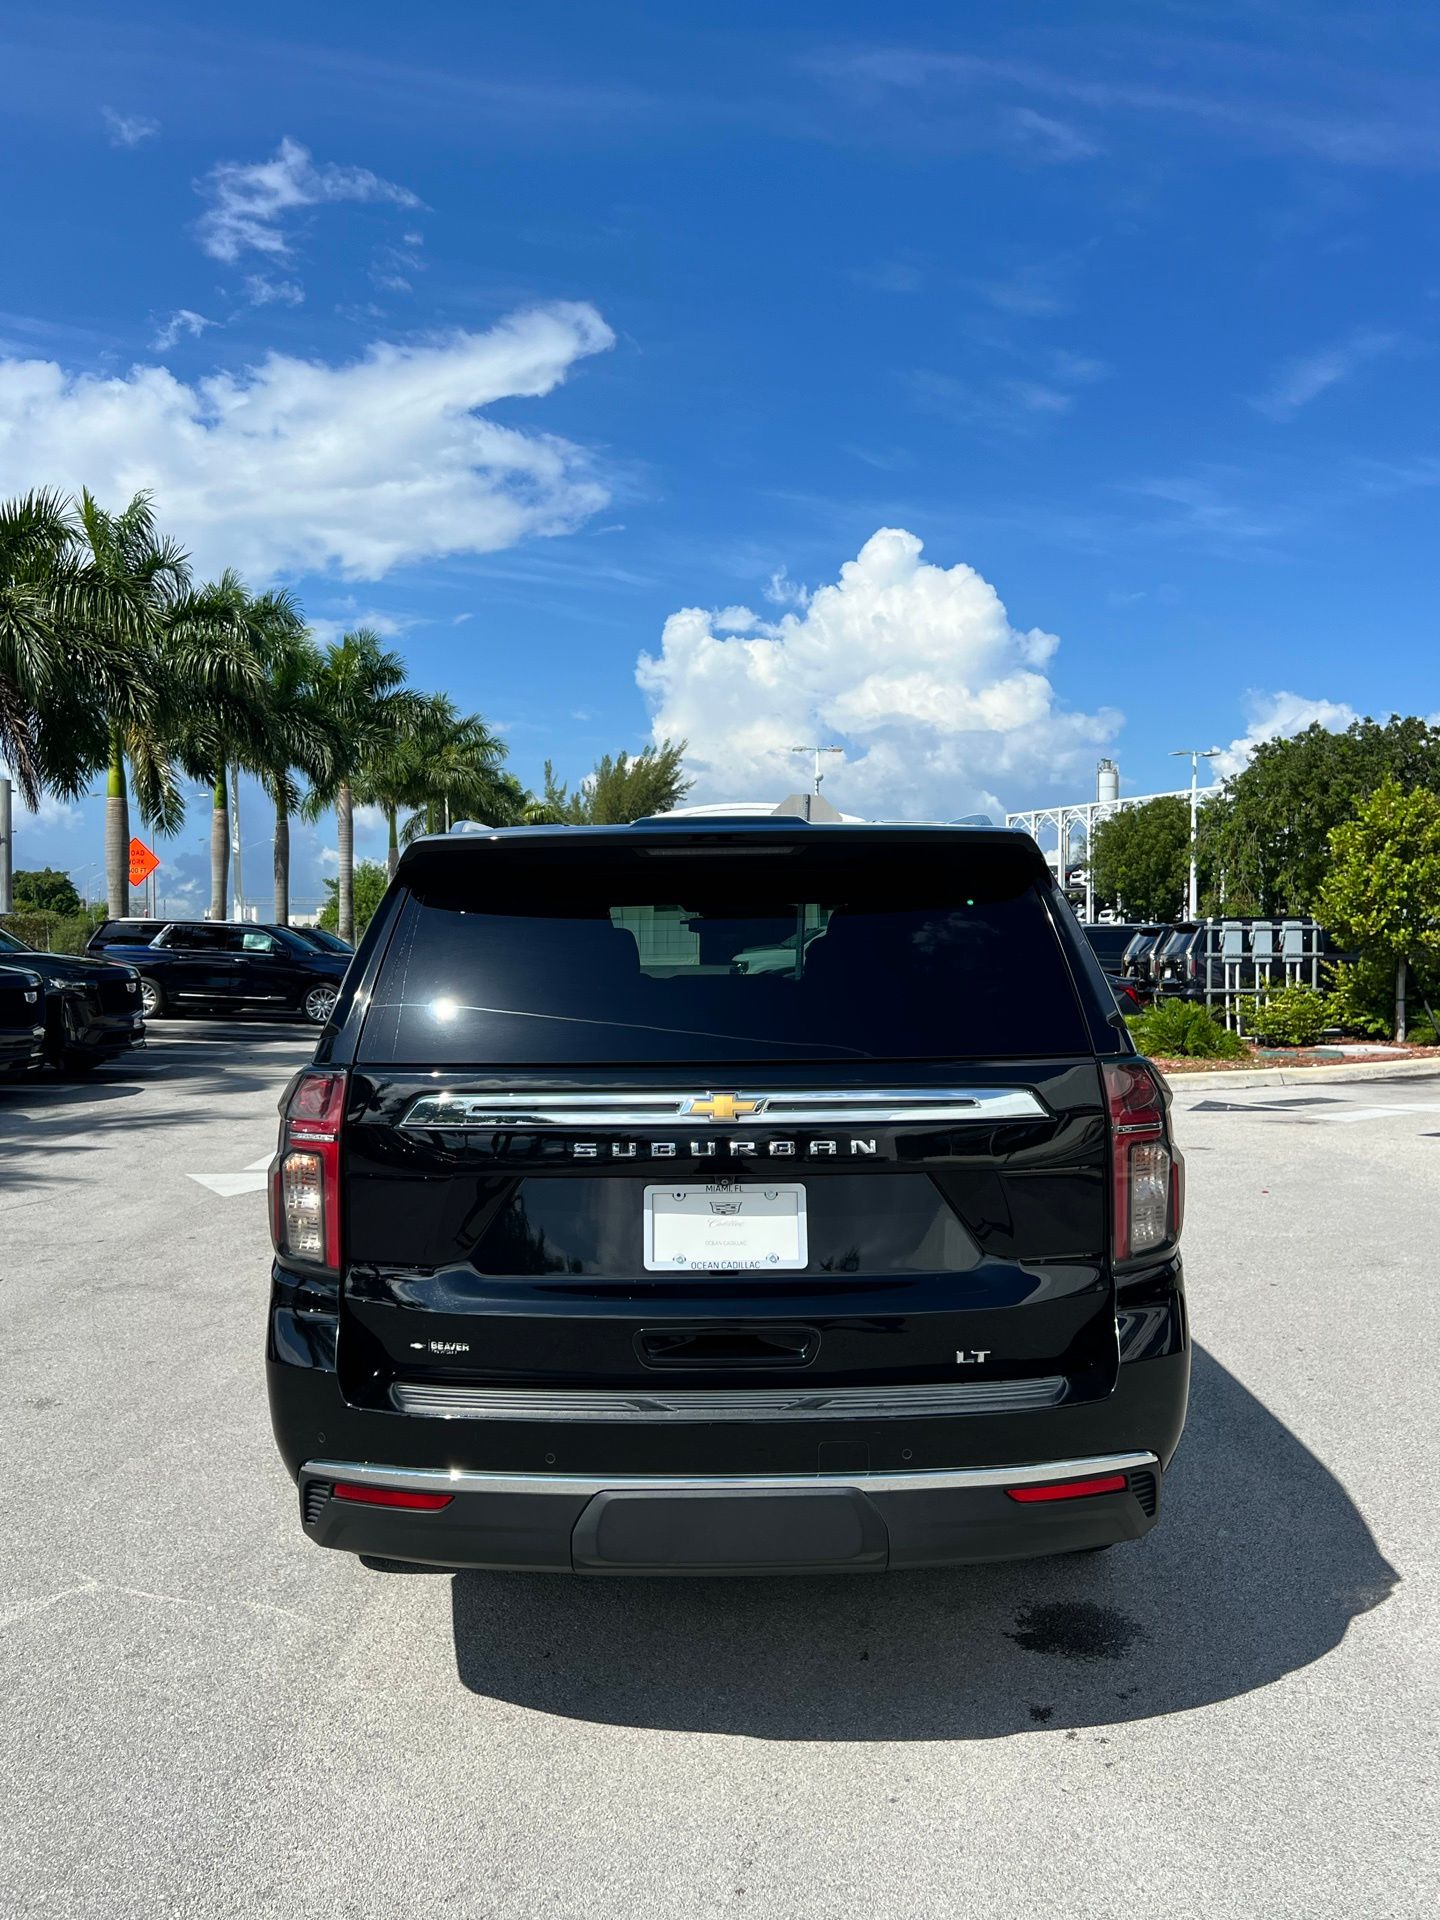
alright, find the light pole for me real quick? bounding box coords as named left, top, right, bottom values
left=789, top=745, right=843, bottom=797
left=1171, top=748, right=1219, bottom=920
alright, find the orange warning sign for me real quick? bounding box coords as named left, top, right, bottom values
left=128, top=838, right=160, bottom=887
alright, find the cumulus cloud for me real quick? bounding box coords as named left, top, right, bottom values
left=151, top=308, right=215, bottom=350
left=0, top=765, right=83, bottom=830
left=195, top=137, right=422, bottom=263
left=103, top=108, right=158, bottom=148
left=1210, top=690, right=1359, bottom=778
left=0, top=302, right=615, bottom=582
left=637, top=528, right=1120, bottom=820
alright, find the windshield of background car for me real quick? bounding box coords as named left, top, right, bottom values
left=359, top=841, right=1089, bottom=1065
left=294, top=928, right=353, bottom=954
left=0, top=929, right=34, bottom=953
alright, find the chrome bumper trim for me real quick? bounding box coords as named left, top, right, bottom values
left=301, top=1451, right=1158, bottom=1501
left=389, top=1376, right=1068, bottom=1421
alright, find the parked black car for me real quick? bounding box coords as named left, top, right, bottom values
left=95, top=921, right=352, bottom=1024
left=290, top=927, right=354, bottom=957
left=0, top=962, right=47, bottom=1075
left=1120, top=925, right=1170, bottom=984
left=0, top=928, right=144, bottom=1073
left=86, top=917, right=168, bottom=953
left=1078, top=924, right=1155, bottom=1013
left=269, top=818, right=1188, bottom=1576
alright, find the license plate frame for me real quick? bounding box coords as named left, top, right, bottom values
left=643, top=1182, right=808, bottom=1273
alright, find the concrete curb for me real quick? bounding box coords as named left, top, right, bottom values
left=1159, top=1056, right=1440, bottom=1092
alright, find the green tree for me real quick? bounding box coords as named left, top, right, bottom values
left=250, top=624, right=335, bottom=926
left=1203, top=717, right=1440, bottom=917
left=65, top=492, right=260, bottom=915
left=373, top=695, right=511, bottom=867
left=539, top=740, right=692, bottom=825
left=1090, top=795, right=1191, bottom=921
left=11, top=868, right=83, bottom=915
left=1317, top=779, right=1440, bottom=1042
left=174, top=571, right=314, bottom=920
left=304, top=630, right=419, bottom=941
left=317, top=859, right=389, bottom=938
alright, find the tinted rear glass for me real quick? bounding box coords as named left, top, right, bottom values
left=360, top=842, right=1089, bottom=1065
left=1080, top=925, right=1135, bottom=968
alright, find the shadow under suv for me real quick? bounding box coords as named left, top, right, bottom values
left=267, top=819, right=1189, bottom=1575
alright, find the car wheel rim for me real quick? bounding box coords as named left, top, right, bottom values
left=140, top=983, right=159, bottom=1017
left=305, top=987, right=338, bottom=1023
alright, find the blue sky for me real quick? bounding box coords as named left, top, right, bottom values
left=1, top=0, right=1438, bottom=909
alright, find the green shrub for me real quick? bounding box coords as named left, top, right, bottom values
left=0, top=912, right=97, bottom=955
left=1127, top=1000, right=1247, bottom=1060
left=1324, top=955, right=1440, bottom=1041
left=1241, top=984, right=1331, bottom=1048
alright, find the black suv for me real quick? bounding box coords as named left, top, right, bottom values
left=96, top=921, right=352, bottom=1024
left=267, top=820, right=1188, bottom=1575
left=0, top=928, right=144, bottom=1072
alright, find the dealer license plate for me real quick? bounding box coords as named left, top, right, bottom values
left=643, top=1183, right=808, bottom=1273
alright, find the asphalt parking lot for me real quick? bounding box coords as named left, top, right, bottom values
left=3, top=1030, right=1437, bottom=1919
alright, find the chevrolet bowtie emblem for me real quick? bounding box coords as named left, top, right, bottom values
left=682, top=1093, right=765, bottom=1122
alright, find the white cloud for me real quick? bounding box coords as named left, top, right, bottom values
left=1210, top=690, right=1359, bottom=779
left=1251, top=329, right=1398, bottom=421
left=1003, top=107, right=1099, bottom=163
left=195, top=137, right=422, bottom=263
left=637, top=528, right=1120, bottom=820
left=244, top=274, right=305, bottom=308
left=0, top=302, right=615, bottom=582
left=151, top=309, right=215, bottom=351
left=318, top=845, right=340, bottom=870
left=0, top=765, right=84, bottom=830
left=103, top=108, right=159, bottom=149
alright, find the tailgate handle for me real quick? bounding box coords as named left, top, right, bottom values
left=636, top=1325, right=819, bottom=1370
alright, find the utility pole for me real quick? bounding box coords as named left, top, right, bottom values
left=789, top=745, right=843, bottom=797
left=1171, top=748, right=1219, bottom=920
left=0, top=775, right=12, bottom=914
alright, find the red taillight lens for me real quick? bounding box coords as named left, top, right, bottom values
left=332, top=1482, right=453, bottom=1512
left=269, top=1068, right=346, bottom=1270
left=1104, top=1059, right=1178, bottom=1261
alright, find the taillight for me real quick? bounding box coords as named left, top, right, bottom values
left=270, top=1068, right=346, bottom=1271
left=1103, top=1059, right=1180, bottom=1260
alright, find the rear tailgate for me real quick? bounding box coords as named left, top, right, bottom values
left=338, top=1060, right=1113, bottom=1405
left=332, top=826, right=1116, bottom=1415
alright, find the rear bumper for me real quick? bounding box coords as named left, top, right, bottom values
left=296, top=1451, right=1162, bottom=1573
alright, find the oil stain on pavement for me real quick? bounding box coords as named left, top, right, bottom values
left=1008, top=1601, right=1148, bottom=1662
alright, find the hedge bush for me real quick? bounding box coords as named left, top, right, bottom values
left=1127, top=1000, right=1247, bottom=1060
left=1240, top=984, right=1331, bottom=1048
left=0, top=912, right=98, bottom=955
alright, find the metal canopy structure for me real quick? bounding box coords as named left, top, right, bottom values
left=1005, top=784, right=1215, bottom=920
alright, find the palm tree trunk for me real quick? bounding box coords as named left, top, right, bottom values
left=105, top=726, right=129, bottom=916
left=209, top=770, right=229, bottom=921
left=386, top=805, right=399, bottom=879
left=337, top=781, right=355, bottom=942
left=273, top=802, right=290, bottom=925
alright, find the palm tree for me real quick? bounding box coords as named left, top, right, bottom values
left=174, top=572, right=319, bottom=919
left=67, top=492, right=261, bottom=914
left=255, top=626, right=335, bottom=926
left=375, top=695, right=511, bottom=866
left=304, top=630, right=419, bottom=940
left=0, top=490, right=151, bottom=813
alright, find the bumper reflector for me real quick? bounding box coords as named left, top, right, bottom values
left=332, top=1482, right=454, bottom=1512
left=1006, top=1472, right=1128, bottom=1504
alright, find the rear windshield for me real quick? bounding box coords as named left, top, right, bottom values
left=359, top=842, right=1090, bottom=1066
left=1080, top=925, right=1135, bottom=968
